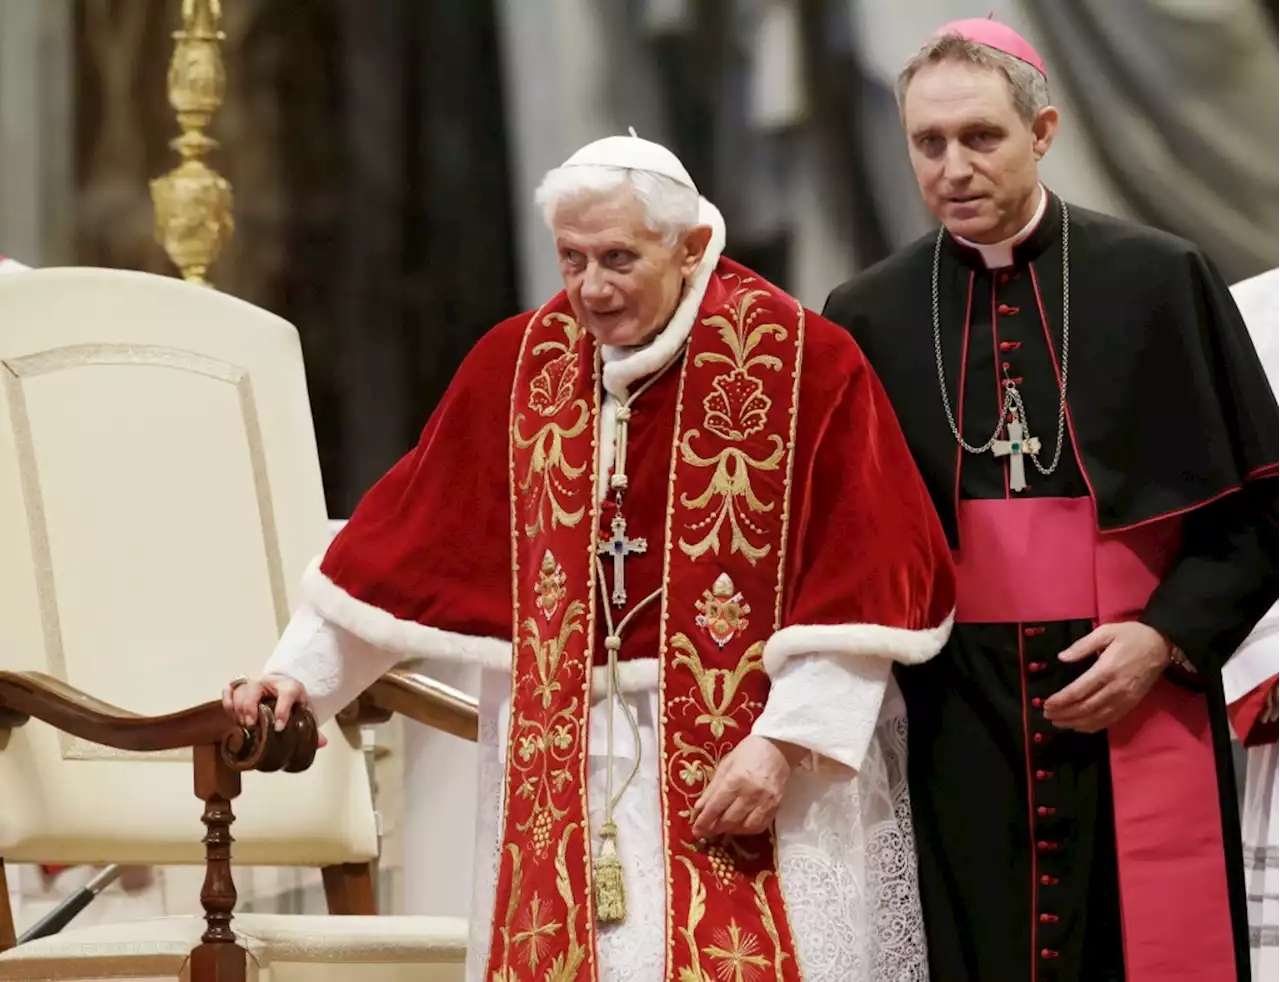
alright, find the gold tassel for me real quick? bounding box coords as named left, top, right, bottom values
left=594, top=821, right=626, bottom=923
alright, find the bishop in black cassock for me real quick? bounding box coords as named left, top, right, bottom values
left=824, top=17, right=1278, bottom=982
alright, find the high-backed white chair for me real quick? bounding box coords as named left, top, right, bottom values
left=0, top=268, right=472, bottom=981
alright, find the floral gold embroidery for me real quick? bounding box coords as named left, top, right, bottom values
left=545, top=822, right=588, bottom=982
left=668, top=634, right=765, bottom=739
left=522, top=600, right=585, bottom=709
left=513, top=313, right=591, bottom=538
left=535, top=550, right=568, bottom=621
left=529, top=313, right=584, bottom=418
left=678, top=281, right=788, bottom=564
left=751, top=873, right=789, bottom=979
left=695, top=573, right=751, bottom=649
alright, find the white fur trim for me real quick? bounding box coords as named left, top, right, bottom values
left=762, top=612, right=956, bottom=677
left=600, top=197, right=727, bottom=398
left=591, top=657, right=658, bottom=698
left=0, top=256, right=32, bottom=275
left=302, top=558, right=512, bottom=670
left=597, top=395, right=618, bottom=501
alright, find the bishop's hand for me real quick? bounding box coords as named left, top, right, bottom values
left=689, top=735, right=803, bottom=840
left=221, top=673, right=328, bottom=748
left=1043, top=622, right=1172, bottom=733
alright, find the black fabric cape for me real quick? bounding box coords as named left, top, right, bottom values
left=823, top=191, right=1278, bottom=543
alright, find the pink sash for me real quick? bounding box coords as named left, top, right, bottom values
left=954, top=497, right=1237, bottom=982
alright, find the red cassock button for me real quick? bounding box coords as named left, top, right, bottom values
left=1041, top=949, right=1060, bottom=960
left=1031, top=697, right=1044, bottom=709
left=1035, top=770, right=1047, bottom=780
left=1033, top=733, right=1045, bottom=744
left=1040, top=875, right=1060, bottom=886
left=1038, top=806, right=1055, bottom=817
left=1028, top=662, right=1046, bottom=673
left=1040, top=914, right=1060, bottom=924
left=998, top=303, right=1014, bottom=315
left=1037, top=841, right=1058, bottom=852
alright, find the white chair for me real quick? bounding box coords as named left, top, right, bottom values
left=0, top=267, right=473, bottom=982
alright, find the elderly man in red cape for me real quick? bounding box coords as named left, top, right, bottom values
left=227, top=135, right=955, bottom=982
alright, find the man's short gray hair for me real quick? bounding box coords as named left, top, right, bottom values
left=533, top=165, right=700, bottom=247
left=897, top=33, right=1051, bottom=125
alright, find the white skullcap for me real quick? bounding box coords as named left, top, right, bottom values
left=558, top=132, right=697, bottom=192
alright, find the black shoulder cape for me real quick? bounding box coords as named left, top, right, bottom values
left=824, top=192, right=1279, bottom=544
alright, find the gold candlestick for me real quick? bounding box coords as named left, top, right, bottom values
left=150, top=0, right=234, bottom=286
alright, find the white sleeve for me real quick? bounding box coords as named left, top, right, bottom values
left=1223, top=600, right=1280, bottom=705
left=261, top=602, right=403, bottom=725
left=751, top=651, right=891, bottom=774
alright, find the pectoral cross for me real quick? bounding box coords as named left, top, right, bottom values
left=992, top=417, right=1040, bottom=492
left=598, top=511, right=647, bottom=607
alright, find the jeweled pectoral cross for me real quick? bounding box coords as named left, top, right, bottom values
left=598, top=511, right=647, bottom=606
left=992, top=418, right=1041, bottom=492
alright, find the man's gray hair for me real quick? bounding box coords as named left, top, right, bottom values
left=897, top=33, right=1051, bottom=124
left=533, top=165, right=700, bottom=247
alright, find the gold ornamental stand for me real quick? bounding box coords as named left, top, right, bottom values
left=150, top=0, right=233, bottom=286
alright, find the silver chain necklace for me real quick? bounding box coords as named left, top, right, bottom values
left=930, top=199, right=1071, bottom=478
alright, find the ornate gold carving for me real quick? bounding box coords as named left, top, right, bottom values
left=513, top=314, right=591, bottom=538
left=695, top=573, right=751, bottom=649
left=150, top=0, right=234, bottom=286
left=668, top=634, right=765, bottom=739
left=679, top=283, right=789, bottom=564
left=535, top=550, right=568, bottom=621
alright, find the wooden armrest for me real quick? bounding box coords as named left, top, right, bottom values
left=338, top=668, right=479, bottom=743
left=0, top=669, right=317, bottom=772
left=0, top=669, right=323, bottom=972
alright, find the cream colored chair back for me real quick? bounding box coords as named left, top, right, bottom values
left=0, top=267, right=377, bottom=868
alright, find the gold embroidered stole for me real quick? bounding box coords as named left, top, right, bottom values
left=490, top=270, right=805, bottom=982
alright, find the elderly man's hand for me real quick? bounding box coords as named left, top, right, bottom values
left=689, top=735, right=804, bottom=840
left=1043, top=622, right=1171, bottom=734
left=221, top=674, right=327, bottom=748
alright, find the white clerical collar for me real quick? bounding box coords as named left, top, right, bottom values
left=954, top=185, right=1047, bottom=270
left=600, top=199, right=727, bottom=398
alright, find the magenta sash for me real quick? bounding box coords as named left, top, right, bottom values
left=954, top=497, right=1237, bottom=982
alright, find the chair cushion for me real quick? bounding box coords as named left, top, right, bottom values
left=0, top=913, right=467, bottom=980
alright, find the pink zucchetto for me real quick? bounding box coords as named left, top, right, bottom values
left=932, top=15, right=1047, bottom=79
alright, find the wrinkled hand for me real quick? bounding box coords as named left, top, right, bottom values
left=690, top=735, right=802, bottom=840
left=1043, top=622, right=1171, bottom=734
left=1263, top=680, right=1279, bottom=726
left=221, top=674, right=327, bottom=748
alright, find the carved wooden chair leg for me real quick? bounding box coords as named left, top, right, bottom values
left=189, top=744, right=247, bottom=982
left=321, top=862, right=378, bottom=916
left=0, top=858, right=16, bottom=953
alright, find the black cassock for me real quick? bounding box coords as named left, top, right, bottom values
left=824, top=192, right=1278, bottom=982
